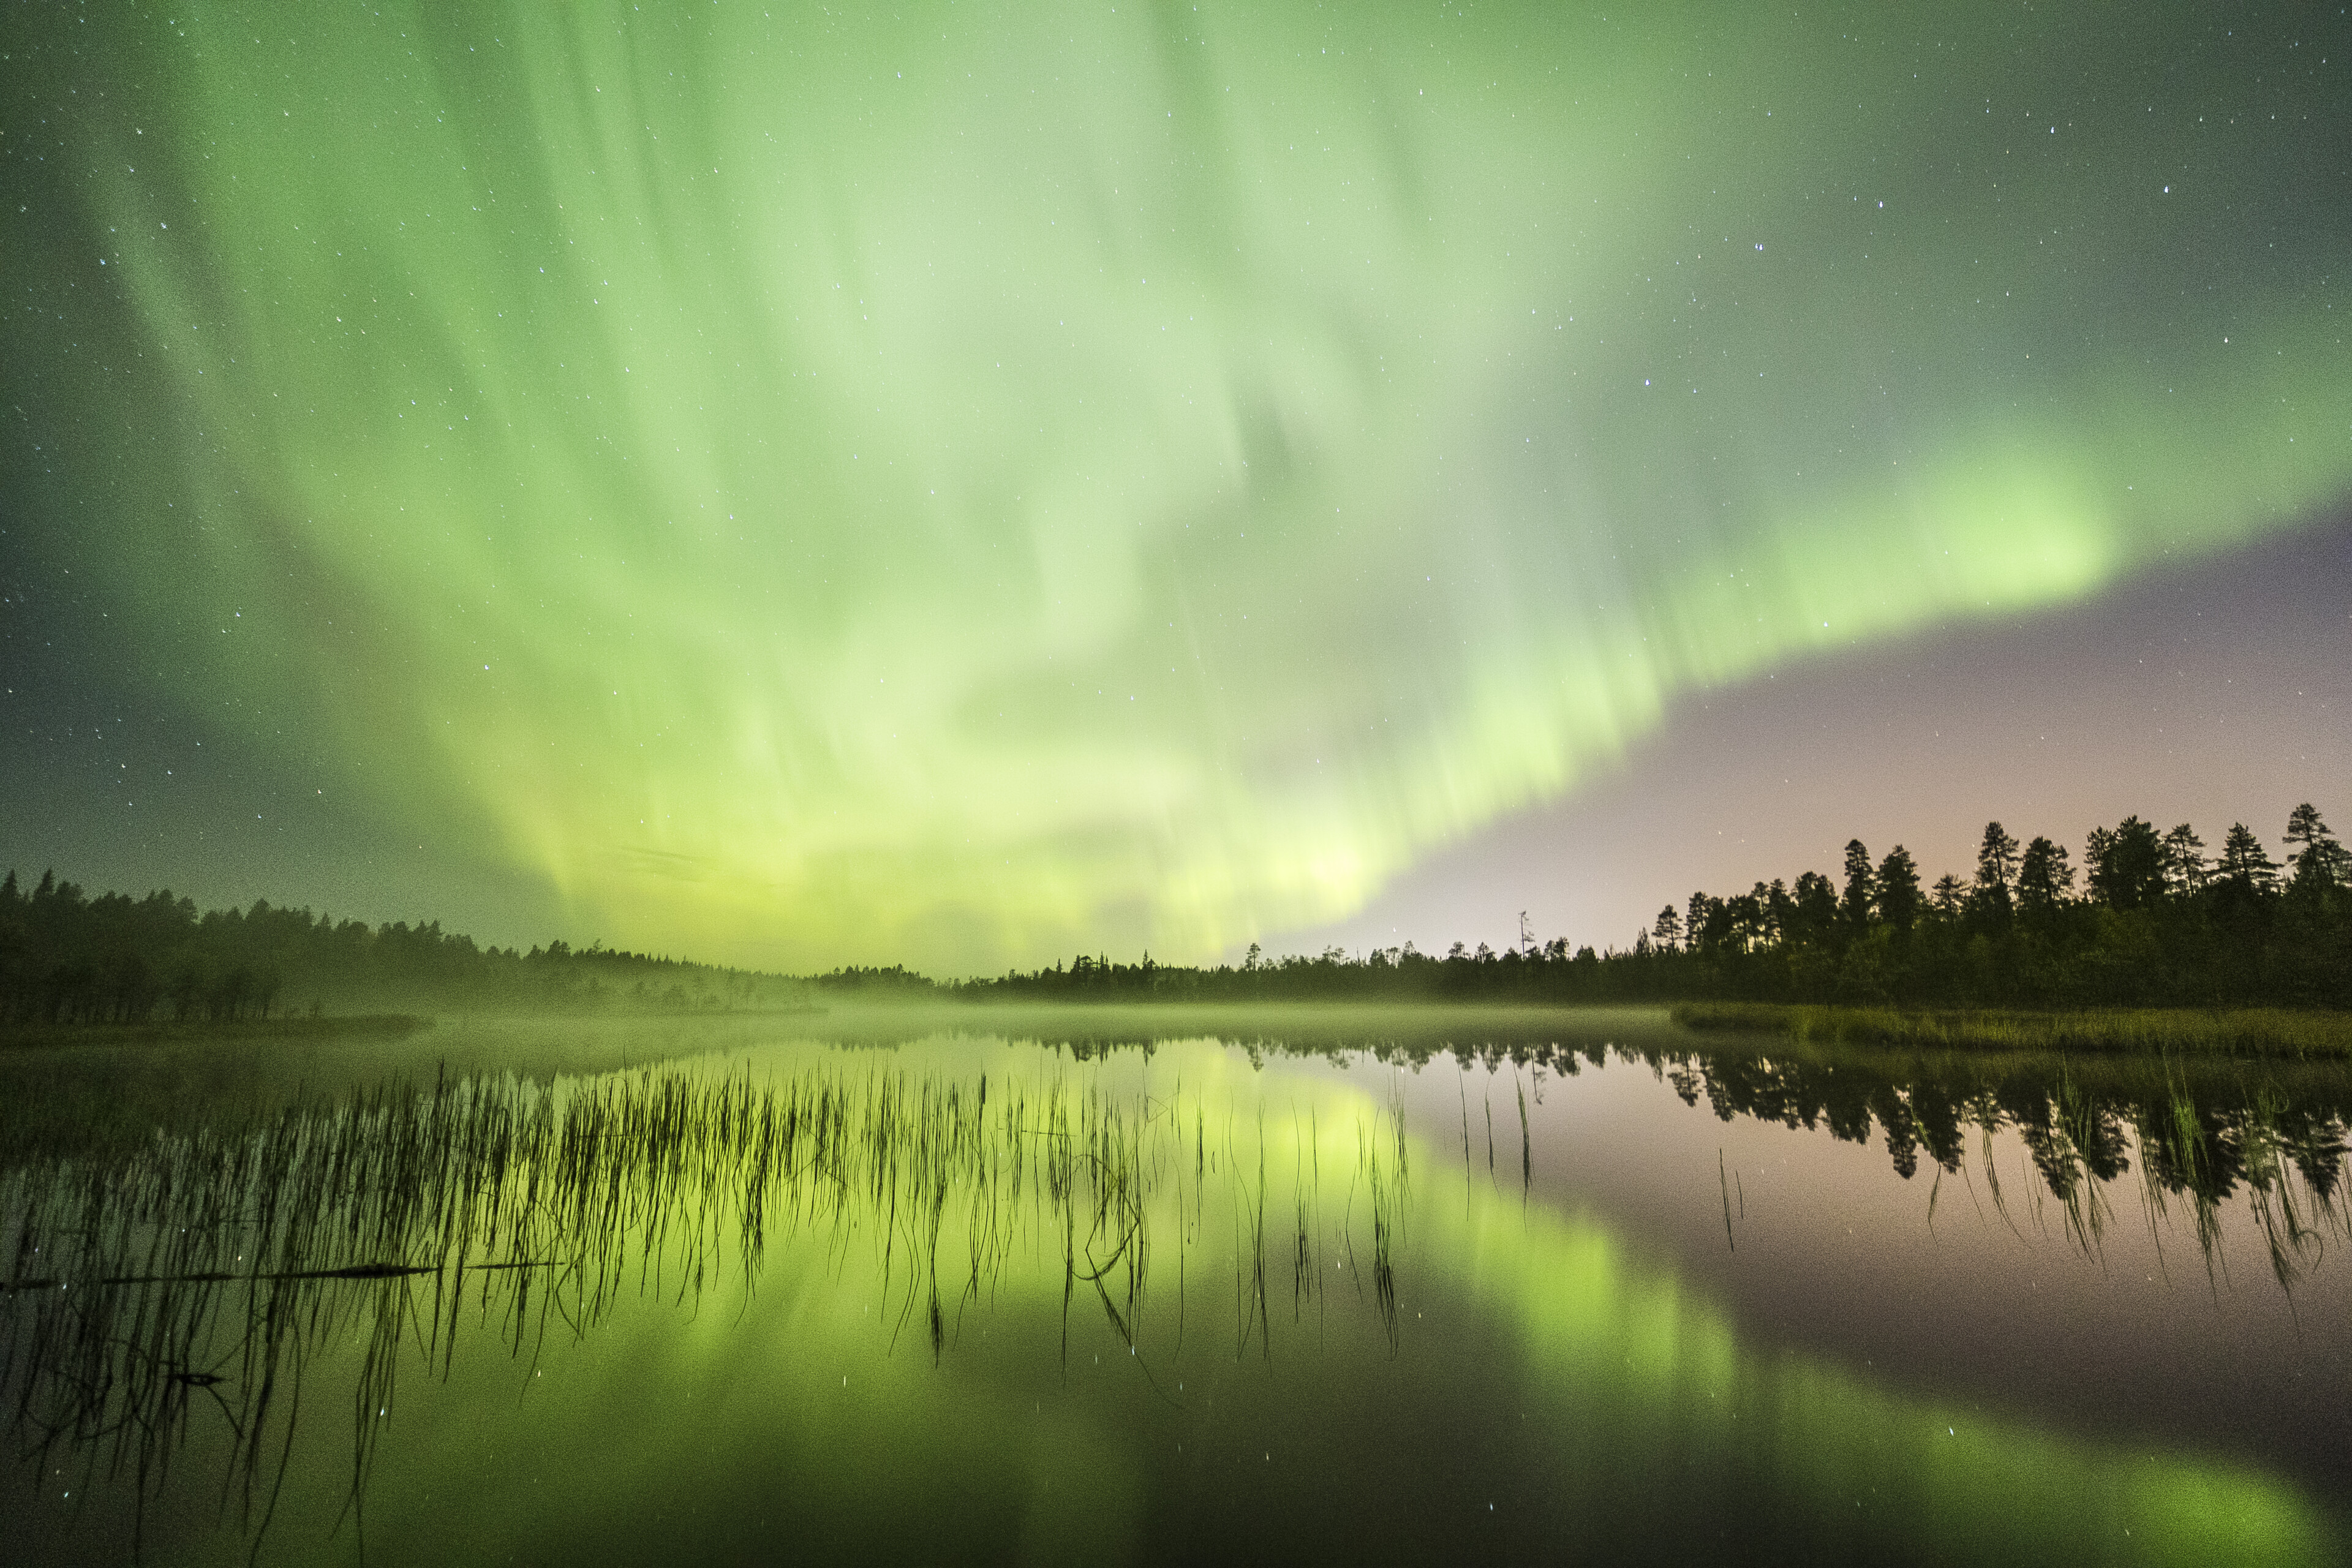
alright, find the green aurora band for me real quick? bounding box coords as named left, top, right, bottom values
left=10, top=2, right=2348, bottom=968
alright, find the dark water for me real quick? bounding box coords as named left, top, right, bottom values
left=3, top=1006, right=2347, bottom=1565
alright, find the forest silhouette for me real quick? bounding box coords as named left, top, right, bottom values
left=0, top=871, right=805, bottom=1025
left=953, top=804, right=2350, bottom=1011
left=3, top=802, right=2345, bottom=1025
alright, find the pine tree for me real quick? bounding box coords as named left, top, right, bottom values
left=2283, top=804, right=2350, bottom=891
left=1841, top=841, right=1875, bottom=927
left=1972, top=822, right=2021, bottom=921
left=1929, top=874, right=1967, bottom=916
left=2087, top=816, right=2165, bottom=910
left=2016, top=837, right=2075, bottom=913
left=1792, top=871, right=1839, bottom=936
left=2161, top=824, right=2207, bottom=895
left=2216, top=823, right=2280, bottom=895
left=1875, top=846, right=1922, bottom=930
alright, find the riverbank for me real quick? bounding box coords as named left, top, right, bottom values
left=1669, top=1001, right=2352, bottom=1057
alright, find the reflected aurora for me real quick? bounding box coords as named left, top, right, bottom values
left=88, top=1048, right=2324, bottom=1565
left=1457, top=1196, right=2331, bottom=1567
left=11, top=2, right=2347, bottom=967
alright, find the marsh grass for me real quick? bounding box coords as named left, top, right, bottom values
left=1672, top=1001, right=2352, bottom=1057
left=1, top=1055, right=1412, bottom=1553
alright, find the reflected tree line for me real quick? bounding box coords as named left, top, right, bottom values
left=1646, top=1040, right=2352, bottom=1287
left=2, top=1028, right=2343, bottom=1553
left=1006, top=1024, right=2349, bottom=1289
left=0, top=871, right=810, bottom=1025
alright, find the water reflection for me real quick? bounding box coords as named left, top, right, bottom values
left=1641, top=1042, right=2352, bottom=1288
left=997, top=1011, right=2352, bottom=1297
left=2, top=1058, right=1408, bottom=1554
left=900, top=1012, right=2352, bottom=1298
left=2, top=1020, right=2346, bottom=1566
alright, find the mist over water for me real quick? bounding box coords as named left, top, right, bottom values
left=5, top=1012, right=2346, bottom=1564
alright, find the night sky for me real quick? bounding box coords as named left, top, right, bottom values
left=4, top=2, right=2347, bottom=974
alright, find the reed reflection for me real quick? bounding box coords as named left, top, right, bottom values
left=6, top=1022, right=2348, bottom=1565
left=0, top=1059, right=1409, bottom=1550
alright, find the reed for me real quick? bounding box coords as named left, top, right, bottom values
left=1, top=1055, right=1415, bottom=1550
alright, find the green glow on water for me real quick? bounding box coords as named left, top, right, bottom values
left=28, top=2, right=2350, bottom=967
left=1459, top=1195, right=2335, bottom=1566
left=363, top=1065, right=2348, bottom=1562
left=6, top=1038, right=2339, bottom=1562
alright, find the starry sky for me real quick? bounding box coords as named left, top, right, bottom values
left=4, top=2, right=2348, bottom=974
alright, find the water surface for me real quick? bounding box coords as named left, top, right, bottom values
left=4, top=1006, right=2346, bottom=1564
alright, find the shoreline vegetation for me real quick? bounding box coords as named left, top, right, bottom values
left=0, top=1005, right=835, bottom=1052
left=0, top=1012, right=435, bottom=1049
left=3, top=798, right=2342, bottom=1049
left=1670, top=1002, right=2352, bottom=1058
left=0, top=869, right=818, bottom=1025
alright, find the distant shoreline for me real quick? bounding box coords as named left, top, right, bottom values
left=0, top=1014, right=437, bottom=1050
left=10, top=998, right=2348, bottom=1061
left=1671, top=1001, right=2352, bottom=1058
left=0, top=1004, right=833, bottom=1051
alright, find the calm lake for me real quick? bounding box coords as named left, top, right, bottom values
left=4, top=1005, right=2347, bottom=1565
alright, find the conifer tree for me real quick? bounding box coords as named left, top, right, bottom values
left=1930, top=874, right=1967, bottom=916
left=2016, top=837, right=2074, bottom=914
left=2283, top=804, right=2350, bottom=890
left=1875, top=846, right=1922, bottom=931
left=1972, top=822, right=2021, bottom=921
left=2161, top=824, right=2208, bottom=894
left=1841, top=841, right=1875, bottom=927
left=2087, top=816, right=2165, bottom=910
left=2216, top=823, right=2280, bottom=895
left=1652, top=905, right=1683, bottom=952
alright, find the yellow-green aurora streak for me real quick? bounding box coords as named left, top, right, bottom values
left=17, top=2, right=2348, bottom=968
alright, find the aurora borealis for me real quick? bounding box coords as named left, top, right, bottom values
left=5, top=2, right=2348, bottom=971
